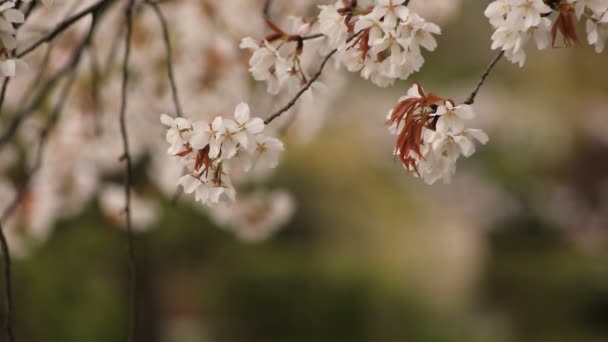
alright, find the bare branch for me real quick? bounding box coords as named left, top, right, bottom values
left=88, top=44, right=104, bottom=135
left=0, top=79, right=10, bottom=117
left=147, top=1, right=184, bottom=117
left=0, top=219, right=14, bottom=342
left=118, top=1, right=138, bottom=341
left=464, top=51, right=504, bottom=105
left=0, top=19, right=100, bottom=340
left=263, top=0, right=273, bottom=18
left=16, top=0, right=114, bottom=58
left=0, top=66, right=78, bottom=342
left=1, top=15, right=97, bottom=222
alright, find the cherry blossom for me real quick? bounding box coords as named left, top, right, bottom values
left=386, top=84, right=489, bottom=184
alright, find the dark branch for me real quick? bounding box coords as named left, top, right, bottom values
left=0, top=78, right=11, bottom=117
left=301, top=33, right=325, bottom=41
left=263, top=0, right=273, bottom=18
left=0, top=219, right=14, bottom=342
left=1, top=14, right=97, bottom=222
left=0, top=67, right=78, bottom=342
left=119, top=1, right=138, bottom=341
left=147, top=1, right=184, bottom=117
left=464, top=51, right=504, bottom=105
left=16, top=0, right=114, bottom=58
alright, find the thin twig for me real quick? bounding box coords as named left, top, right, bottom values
left=264, top=31, right=362, bottom=125
left=1, top=15, right=97, bottom=222
left=301, top=33, right=324, bottom=41
left=0, top=1, right=40, bottom=117
left=0, top=70, right=78, bottom=342
left=0, top=78, right=11, bottom=116
left=16, top=0, right=114, bottom=58
left=0, top=218, right=14, bottom=342
left=19, top=45, right=53, bottom=106
left=0, top=29, right=105, bottom=332
left=263, top=0, right=273, bottom=18
left=147, top=1, right=184, bottom=117
left=0, top=2, right=113, bottom=147
left=464, top=51, right=504, bottom=105
left=88, top=44, right=104, bottom=135
left=119, top=1, right=138, bottom=341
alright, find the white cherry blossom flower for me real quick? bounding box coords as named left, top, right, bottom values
left=317, top=4, right=348, bottom=47
left=587, top=16, right=608, bottom=52
left=160, top=114, right=193, bottom=155
left=250, top=134, right=284, bottom=170
left=434, top=101, right=475, bottom=134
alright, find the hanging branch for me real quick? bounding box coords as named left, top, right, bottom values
left=2, top=14, right=99, bottom=221
left=0, top=79, right=11, bottom=117
left=0, top=12, right=101, bottom=340
left=16, top=0, right=115, bottom=58
left=88, top=44, right=104, bottom=135
left=0, top=60, right=80, bottom=342
left=263, top=0, right=273, bottom=18
left=0, top=1, right=115, bottom=147
left=0, top=218, right=14, bottom=342
left=147, top=0, right=184, bottom=117
left=118, top=1, right=138, bottom=341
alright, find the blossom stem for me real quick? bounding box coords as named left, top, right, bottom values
left=464, top=50, right=504, bottom=105
left=264, top=30, right=363, bottom=125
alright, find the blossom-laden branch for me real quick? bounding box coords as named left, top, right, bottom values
left=486, top=0, right=608, bottom=66
left=386, top=83, right=489, bottom=184
left=118, top=1, right=138, bottom=341
left=264, top=31, right=363, bottom=125
left=242, top=0, right=440, bottom=125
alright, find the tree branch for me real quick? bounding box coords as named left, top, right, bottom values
left=118, top=1, right=138, bottom=341
left=0, top=218, right=14, bottom=342
left=16, top=0, right=114, bottom=58
left=464, top=51, right=504, bottom=105
left=263, top=0, right=273, bottom=18
left=264, top=31, right=362, bottom=125
left=147, top=0, right=183, bottom=117
left=0, top=64, right=78, bottom=342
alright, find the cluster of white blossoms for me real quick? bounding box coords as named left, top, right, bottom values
left=0, top=0, right=53, bottom=77
left=0, top=0, right=28, bottom=76
left=241, top=0, right=441, bottom=89
left=386, top=84, right=489, bottom=184
left=328, top=0, right=441, bottom=87
left=582, top=0, right=608, bottom=52
left=161, top=103, right=284, bottom=207
left=486, top=0, right=608, bottom=66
